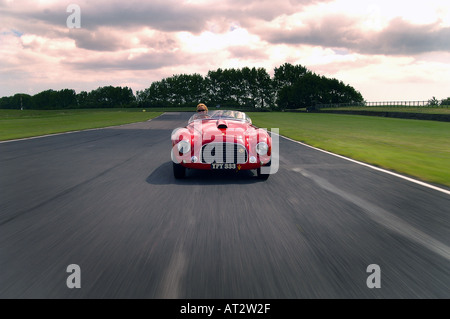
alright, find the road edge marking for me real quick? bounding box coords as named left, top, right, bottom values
left=278, top=133, right=450, bottom=196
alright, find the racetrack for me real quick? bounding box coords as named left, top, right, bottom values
left=0, top=112, right=449, bottom=298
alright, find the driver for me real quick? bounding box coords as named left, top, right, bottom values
left=196, top=103, right=208, bottom=114
left=195, top=103, right=210, bottom=119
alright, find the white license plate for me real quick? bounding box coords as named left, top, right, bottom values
left=211, top=163, right=236, bottom=169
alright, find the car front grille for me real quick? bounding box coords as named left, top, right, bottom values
left=201, top=142, right=248, bottom=164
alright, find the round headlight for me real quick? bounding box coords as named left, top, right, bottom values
left=177, top=140, right=191, bottom=154
left=256, top=142, right=269, bottom=155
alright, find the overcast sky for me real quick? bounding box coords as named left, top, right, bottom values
left=1, top=0, right=449, bottom=101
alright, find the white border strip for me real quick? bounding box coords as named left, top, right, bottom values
left=279, top=133, right=450, bottom=196
left=0, top=114, right=164, bottom=144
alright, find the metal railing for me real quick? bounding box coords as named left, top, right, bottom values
left=316, top=100, right=449, bottom=109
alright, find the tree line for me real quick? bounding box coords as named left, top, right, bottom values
left=0, top=86, right=135, bottom=110
left=0, top=63, right=364, bottom=110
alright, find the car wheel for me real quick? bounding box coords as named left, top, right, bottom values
left=173, top=162, right=186, bottom=179
left=256, top=160, right=271, bottom=180
left=256, top=167, right=270, bottom=180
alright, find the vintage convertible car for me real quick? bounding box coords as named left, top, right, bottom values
left=171, top=110, right=272, bottom=180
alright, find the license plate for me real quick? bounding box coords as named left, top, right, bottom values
left=211, top=163, right=236, bottom=170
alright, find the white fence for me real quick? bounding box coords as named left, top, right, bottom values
left=316, top=99, right=449, bottom=109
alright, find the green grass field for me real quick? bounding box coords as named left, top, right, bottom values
left=0, top=109, right=162, bottom=141
left=249, top=112, right=450, bottom=187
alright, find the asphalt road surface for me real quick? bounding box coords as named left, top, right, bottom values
left=0, top=112, right=449, bottom=298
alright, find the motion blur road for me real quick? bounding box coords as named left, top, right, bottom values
left=0, top=112, right=449, bottom=298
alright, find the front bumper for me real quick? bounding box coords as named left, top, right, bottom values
left=177, top=160, right=270, bottom=170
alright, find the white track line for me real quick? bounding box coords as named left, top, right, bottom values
left=293, top=167, right=450, bottom=261
left=278, top=134, right=450, bottom=196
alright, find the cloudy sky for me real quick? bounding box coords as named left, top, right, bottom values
left=1, top=0, right=449, bottom=101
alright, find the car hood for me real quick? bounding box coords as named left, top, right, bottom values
left=188, top=119, right=253, bottom=143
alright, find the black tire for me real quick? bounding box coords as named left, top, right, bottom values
left=256, top=160, right=271, bottom=180
left=256, top=167, right=270, bottom=180
left=173, top=162, right=186, bottom=179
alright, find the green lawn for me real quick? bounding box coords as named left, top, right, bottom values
left=0, top=109, right=162, bottom=141
left=249, top=112, right=450, bottom=187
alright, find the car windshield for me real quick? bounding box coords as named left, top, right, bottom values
left=188, top=110, right=252, bottom=124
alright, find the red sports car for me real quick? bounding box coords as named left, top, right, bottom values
left=171, top=110, right=272, bottom=180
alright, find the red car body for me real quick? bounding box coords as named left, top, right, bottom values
left=171, top=110, right=272, bottom=179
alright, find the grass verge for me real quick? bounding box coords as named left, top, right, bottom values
left=0, top=109, right=162, bottom=141
left=249, top=112, right=450, bottom=187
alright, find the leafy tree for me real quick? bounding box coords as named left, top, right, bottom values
left=76, top=91, right=89, bottom=108
left=183, top=73, right=207, bottom=106
left=273, top=63, right=309, bottom=89
left=138, top=79, right=171, bottom=107
left=0, top=96, right=12, bottom=109
left=440, top=97, right=450, bottom=106
left=84, top=86, right=134, bottom=108
left=204, top=67, right=274, bottom=108
left=0, top=94, right=33, bottom=109
left=427, top=96, right=439, bottom=106
left=277, top=72, right=363, bottom=109
left=58, top=89, right=77, bottom=109
left=255, top=67, right=275, bottom=108
left=32, top=89, right=59, bottom=109
left=206, top=68, right=233, bottom=106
